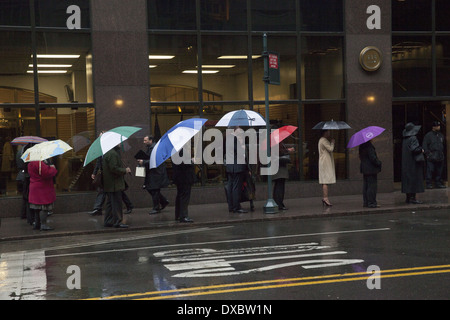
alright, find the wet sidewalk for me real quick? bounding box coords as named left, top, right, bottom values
left=1, top=188, right=449, bottom=241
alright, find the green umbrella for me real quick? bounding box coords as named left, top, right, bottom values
left=83, top=126, right=142, bottom=167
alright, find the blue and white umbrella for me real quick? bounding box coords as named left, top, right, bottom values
left=215, top=109, right=266, bottom=127
left=150, top=118, right=207, bottom=169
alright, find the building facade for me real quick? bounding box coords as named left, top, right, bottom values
left=1, top=0, right=450, bottom=216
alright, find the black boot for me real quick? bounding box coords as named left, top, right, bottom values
left=39, top=210, right=54, bottom=231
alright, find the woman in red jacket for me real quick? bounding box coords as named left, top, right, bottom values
left=28, top=160, right=57, bottom=230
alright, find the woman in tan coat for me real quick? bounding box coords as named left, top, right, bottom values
left=318, top=130, right=336, bottom=206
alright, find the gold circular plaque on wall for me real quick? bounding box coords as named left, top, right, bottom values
left=359, top=46, right=382, bottom=71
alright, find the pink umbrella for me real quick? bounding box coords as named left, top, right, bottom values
left=11, top=136, right=48, bottom=145
left=261, top=125, right=298, bottom=150
left=347, top=126, right=385, bottom=148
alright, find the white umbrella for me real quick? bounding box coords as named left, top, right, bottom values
left=215, top=109, right=266, bottom=127
left=21, top=139, right=72, bottom=162
left=83, top=126, right=142, bottom=166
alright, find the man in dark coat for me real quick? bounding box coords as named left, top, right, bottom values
left=359, top=140, right=382, bottom=208
left=172, top=149, right=195, bottom=222
left=225, top=127, right=249, bottom=213
left=102, top=146, right=131, bottom=228
left=137, top=135, right=169, bottom=215
left=401, top=122, right=425, bottom=204
left=423, top=121, right=445, bottom=189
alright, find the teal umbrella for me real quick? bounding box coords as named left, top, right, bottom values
left=83, top=126, right=142, bottom=167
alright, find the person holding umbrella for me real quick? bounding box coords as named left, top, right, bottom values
left=313, top=120, right=351, bottom=207
left=22, top=139, right=73, bottom=231
left=172, top=149, right=195, bottom=223
left=359, top=140, right=382, bottom=208
left=318, top=130, right=335, bottom=206
left=266, top=125, right=297, bottom=210
left=137, top=135, right=170, bottom=215
left=347, top=126, right=385, bottom=208
left=28, top=159, right=58, bottom=231
left=401, top=122, right=425, bottom=204
left=102, top=146, right=131, bottom=228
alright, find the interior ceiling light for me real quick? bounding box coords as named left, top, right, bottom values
left=27, top=70, right=68, bottom=74
left=29, top=64, right=72, bottom=68
left=182, top=70, right=219, bottom=74
left=32, top=54, right=80, bottom=58
left=149, top=55, right=175, bottom=59
left=217, top=55, right=261, bottom=59
left=149, top=65, right=157, bottom=68
left=199, top=65, right=235, bottom=68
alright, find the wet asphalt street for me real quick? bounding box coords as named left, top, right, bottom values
left=0, top=209, right=449, bottom=301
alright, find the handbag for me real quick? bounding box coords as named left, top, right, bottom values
left=279, top=154, right=291, bottom=165
left=414, top=153, right=425, bottom=162
left=92, top=170, right=103, bottom=188
left=135, top=166, right=146, bottom=177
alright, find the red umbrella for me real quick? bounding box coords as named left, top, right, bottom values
left=261, top=125, right=298, bottom=150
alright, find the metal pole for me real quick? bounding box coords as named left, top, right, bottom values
left=263, top=34, right=278, bottom=214
left=30, top=0, right=40, bottom=137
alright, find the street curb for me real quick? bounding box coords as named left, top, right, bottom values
left=1, top=202, right=448, bottom=242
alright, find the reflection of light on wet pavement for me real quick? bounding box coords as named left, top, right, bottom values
left=0, top=251, right=47, bottom=300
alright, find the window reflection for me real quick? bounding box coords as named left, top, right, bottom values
left=302, top=36, right=344, bottom=100
left=149, top=34, right=198, bottom=101
left=148, top=0, right=196, bottom=30
left=392, top=36, right=432, bottom=97
left=251, top=0, right=296, bottom=31
left=201, top=0, right=247, bottom=30
left=299, top=0, right=343, bottom=32
left=436, top=37, right=450, bottom=96
left=392, top=0, right=431, bottom=31
left=436, top=0, right=450, bottom=31
left=0, top=0, right=30, bottom=26
left=252, top=36, right=297, bottom=101
left=202, top=35, right=248, bottom=101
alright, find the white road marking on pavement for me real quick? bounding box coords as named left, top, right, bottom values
left=0, top=250, right=46, bottom=300
left=46, top=227, right=390, bottom=258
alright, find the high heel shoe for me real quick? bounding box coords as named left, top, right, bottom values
left=322, top=199, right=333, bottom=207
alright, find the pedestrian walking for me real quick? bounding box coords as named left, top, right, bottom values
left=89, top=156, right=134, bottom=216
left=318, top=130, right=336, bottom=206
left=225, top=127, right=249, bottom=213
left=401, top=122, right=425, bottom=204
left=102, top=146, right=131, bottom=228
left=359, top=140, right=382, bottom=208
left=273, top=142, right=294, bottom=210
left=172, top=150, right=195, bottom=223
left=28, top=159, right=57, bottom=231
left=423, top=121, right=446, bottom=189
left=137, top=135, right=169, bottom=215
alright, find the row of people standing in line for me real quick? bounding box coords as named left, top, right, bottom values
left=17, top=120, right=444, bottom=231
left=319, top=121, right=446, bottom=207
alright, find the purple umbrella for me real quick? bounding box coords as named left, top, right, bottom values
left=347, top=126, right=385, bottom=148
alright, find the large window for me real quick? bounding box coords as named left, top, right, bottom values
left=392, top=36, right=433, bottom=97
left=392, top=1, right=450, bottom=97
left=0, top=1, right=93, bottom=197
left=147, top=0, right=346, bottom=183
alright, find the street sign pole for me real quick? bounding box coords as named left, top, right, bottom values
left=262, top=33, right=279, bottom=214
